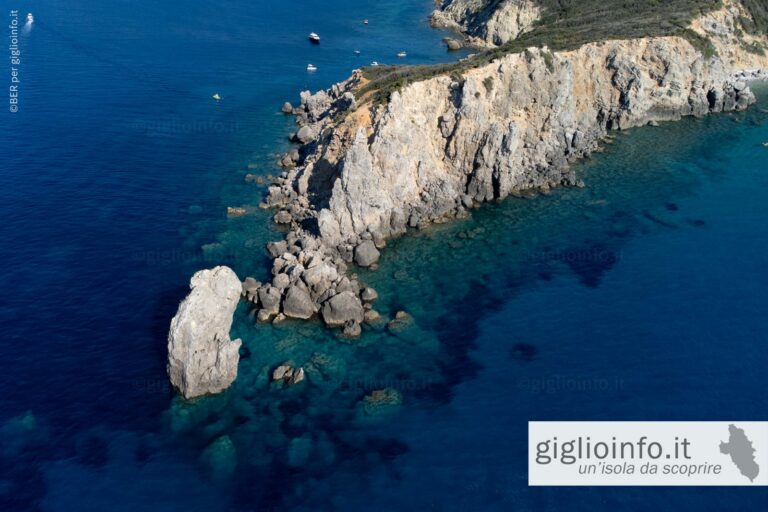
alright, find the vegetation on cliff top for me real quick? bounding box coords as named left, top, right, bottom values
left=358, top=0, right=766, bottom=105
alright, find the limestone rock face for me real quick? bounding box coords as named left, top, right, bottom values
left=259, top=1, right=767, bottom=331
left=167, top=266, right=242, bottom=399
left=431, top=0, right=541, bottom=46
left=311, top=36, right=765, bottom=248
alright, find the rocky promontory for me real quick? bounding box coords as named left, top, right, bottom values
left=249, top=1, right=767, bottom=330
left=164, top=1, right=768, bottom=398
left=167, top=266, right=243, bottom=399
left=431, top=0, right=541, bottom=47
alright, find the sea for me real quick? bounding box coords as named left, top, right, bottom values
left=1, top=0, right=767, bottom=510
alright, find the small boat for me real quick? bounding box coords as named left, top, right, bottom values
left=363, top=19, right=369, bottom=25
left=370, top=61, right=380, bottom=66
left=762, top=142, right=768, bottom=148
left=26, top=13, right=34, bottom=23
left=354, top=50, right=361, bottom=55
left=307, top=64, right=317, bottom=72
left=397, top=51, right=407, bottom=58
left=308, top=32, right=320, bottom=44
left=212, top=93, right=221, bottom=101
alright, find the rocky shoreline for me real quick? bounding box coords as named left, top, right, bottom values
left=167, top=1, right=768, bottom=397
left=246, top=23, right=766, bottom=339
left=429, top=0, right=541, bottom=47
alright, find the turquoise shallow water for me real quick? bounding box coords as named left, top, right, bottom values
left=1, top=0, right=767, bottom=509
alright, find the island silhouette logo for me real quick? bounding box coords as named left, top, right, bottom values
left=719, top=424, right=761, bottom=483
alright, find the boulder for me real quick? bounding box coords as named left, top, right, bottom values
left=167, top=266, right=242, bottom=399
left=266, top=240, right=288, bottom=258
left=321, top=291, right=364, bottom=326
left=272, top=363, right=306, bottom=386
left=283, top=285, right=315, bottom=319
left=445, top=38, right=462, bottom=51
left=241, top=277, right=261, bottom=298
left=226, top=206, right=247, bottom=218
left=281, top=101, right=293, bottom=113
left=274, top=210, right=292, bottom=224
left=301, top=260, right=338, bottom=292
left=360, top=287, right=378, bottom=302
left=363, top=309, right=381, bottom=324
left=258, top=285, right=281, bottom=316
left=272, top=273, right=290, bottom=289
left=343, top=319, right=362, bottom=337
left=354, top=240, right=380, bottom=267
left=295, top=125, right=316, bottom=144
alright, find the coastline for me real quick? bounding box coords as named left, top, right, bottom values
left=166, top=0, right=768, bottom=399
left=246, top=10, right=767, bottom=336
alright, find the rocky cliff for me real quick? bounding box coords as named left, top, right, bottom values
left=168, top=266, right=242, bottom=399
left=247, top=1, right=768, bottom=333
left=431, top=0, right=541, bottom=46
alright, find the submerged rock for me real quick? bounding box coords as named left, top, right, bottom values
left=360, top=388, right=403, bottom=416
left=199, top=435, right=237, bottom=480
left=167, top=266, right=242, bottom=399
left=226, top=206, right=247, bottom=218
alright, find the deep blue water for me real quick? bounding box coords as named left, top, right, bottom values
left=1, top=1, right=767, bottom=510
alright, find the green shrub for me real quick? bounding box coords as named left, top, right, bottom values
left=357, top=0, right=743, bottom=106
left=483, top=76, right=494, bottom=92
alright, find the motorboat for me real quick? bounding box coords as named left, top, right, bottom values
left=307, top=64, right=318, bottom=72
left=397, top=51, right=407, bottom=58
left=26, top=13, right=34, bottom=23
left=370, top=61, right=380, bottom=66
left=354, top=50, right=361, bottom=55
left=212, top=93, right=221, bottom=101
left=363, top=19, right=369, bottom=25
left=308, top=32, right=320, bottom=44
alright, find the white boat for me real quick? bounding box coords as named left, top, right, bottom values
left=763, top=142, right=768, bottom=148
left=212, top=93, right=221, bottom=101
left=26, top=13, right=34, bottom=23
left=354, top=50, right=361, bottom=55
left=363, top=19, right=369, bottom=25
left=370, top=61, right=380, bottom=66
left=307, top=64, right=317, bottom=72
left=308, top=32, right=320, bottom=44
left=397, top=51, right=407, bottom=58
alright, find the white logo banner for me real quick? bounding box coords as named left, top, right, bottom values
left=529, top=421, right=768, bottom=486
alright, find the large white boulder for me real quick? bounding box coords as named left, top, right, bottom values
left=167, top=266, right=242, bottom=399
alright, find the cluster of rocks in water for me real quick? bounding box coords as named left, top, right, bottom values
left=169, top=4, right=767, bottom=399
left=248, top=38, right=761, bottom=347
left=240, top=229, right=381, bottom=338
left=271, top=362, right=306, bottom=386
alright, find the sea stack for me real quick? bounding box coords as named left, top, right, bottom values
left=167, top=266, right=242, bottom=399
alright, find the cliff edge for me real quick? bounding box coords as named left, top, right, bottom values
left=251, top=1, right=767, bottom=332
